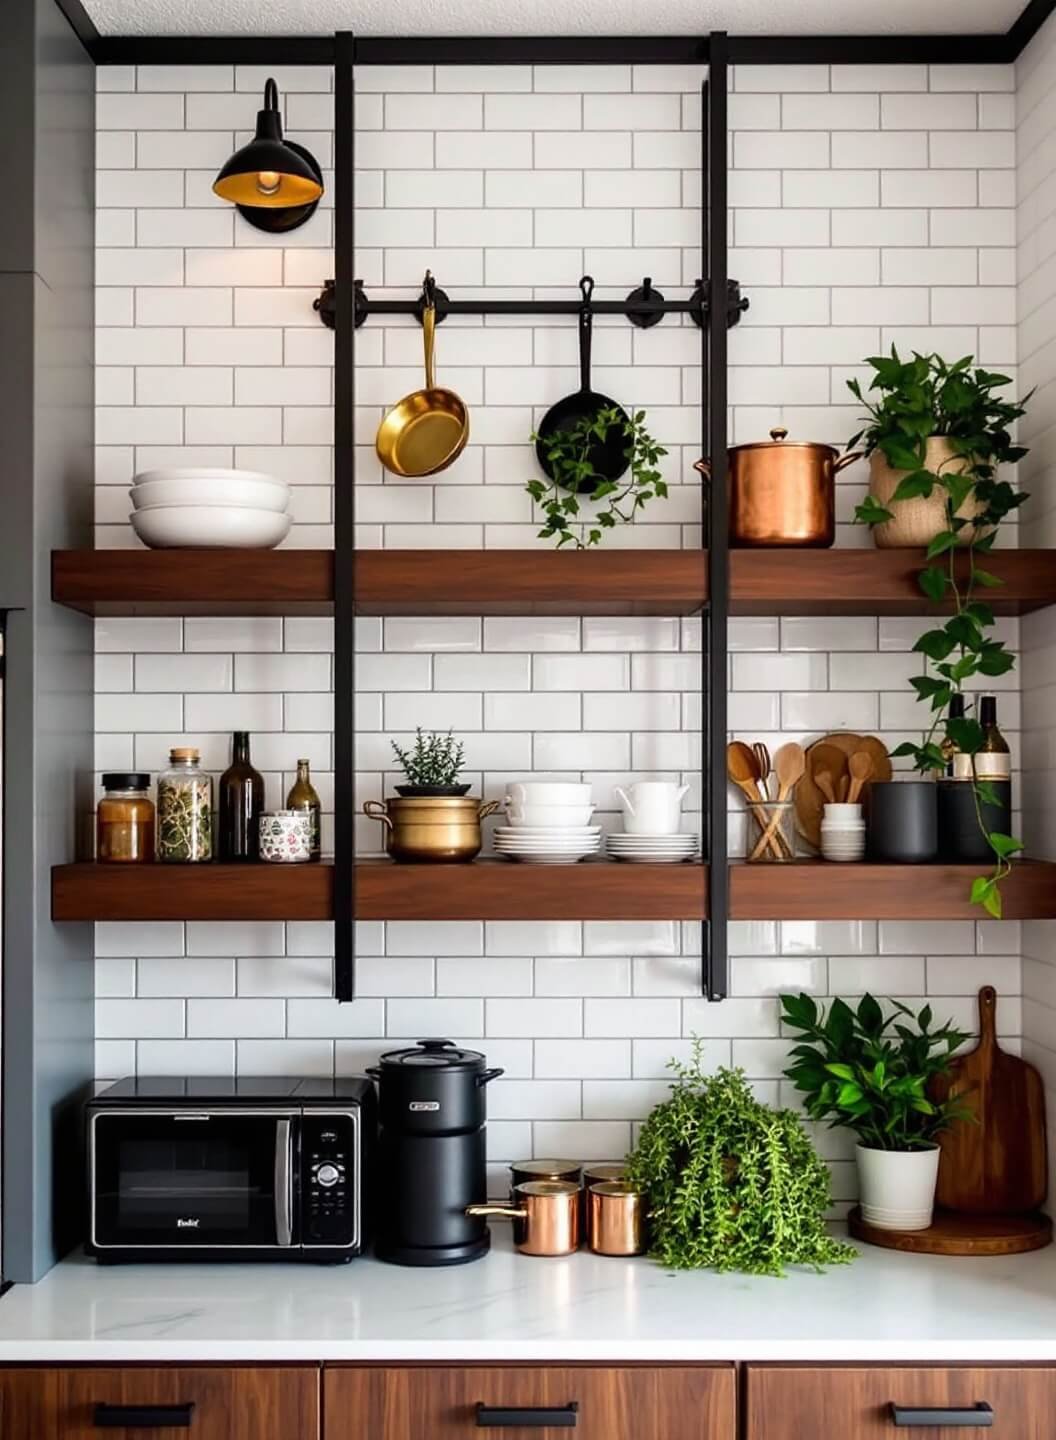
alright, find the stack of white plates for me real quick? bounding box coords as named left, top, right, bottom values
left=494, top=826, right=601, bottom=865
left=606, top=833, right=699, bottom=864
left=129, top=468, right=292, bottom=549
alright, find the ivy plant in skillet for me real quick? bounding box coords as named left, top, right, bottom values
left=624, top=1043, right=854, bottom=1276
left=847, top=348, right=1031, bottom=916
left=527, top=407, right=668, bottom=549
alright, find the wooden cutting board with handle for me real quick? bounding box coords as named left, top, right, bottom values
left=935, top=986, right=1048, bottom=1214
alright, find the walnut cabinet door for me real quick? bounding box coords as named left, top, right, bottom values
left=325, top=1365, right=735, bottom=1440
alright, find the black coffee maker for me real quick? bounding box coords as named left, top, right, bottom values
left=368, top=1039, right=503, bottom=1266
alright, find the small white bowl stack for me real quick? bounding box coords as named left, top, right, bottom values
left=495, top=782, right=600, bottom=864
left=129, top=468, right=292, bottom=549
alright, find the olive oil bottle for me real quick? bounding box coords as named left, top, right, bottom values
left=975, top=695, right=1011, bottom=782
left=286, top=758, right=322, bottom=861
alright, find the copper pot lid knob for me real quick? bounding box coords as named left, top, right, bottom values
left=769, top=426, right=789, bottom=442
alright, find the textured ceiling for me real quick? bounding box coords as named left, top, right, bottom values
left=83, top=0, right=1023, bottom=38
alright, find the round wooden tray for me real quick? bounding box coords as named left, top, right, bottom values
left=848, top=1206, right=1053, bottom=1256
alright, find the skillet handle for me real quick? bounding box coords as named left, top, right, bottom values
left=578, top=275, right=594, bottom=391
left=422, top=300, right=436, bottom=390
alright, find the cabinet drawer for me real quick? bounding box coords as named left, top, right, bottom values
left=746, top=1365, right=1056, bottom=1440
left=325, top=1365, right=734, bottom=1440
left=0, top=1366, right=318, bottom=1440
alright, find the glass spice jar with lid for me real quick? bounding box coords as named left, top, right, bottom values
left=157, top=747, right=214, bottom=863
left=97, top=773, right=155, bottom=864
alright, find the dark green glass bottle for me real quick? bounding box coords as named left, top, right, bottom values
left=218, top=731, right=264, bottom=861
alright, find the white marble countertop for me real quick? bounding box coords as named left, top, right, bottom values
left=1, top=1231, right=1055, bottom=1362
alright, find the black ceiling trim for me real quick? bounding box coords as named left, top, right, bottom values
left=74, top=0, right=1056, bottom=67
left=53, top=0, right=101, bottom=54
left=1007, top=0, right=1056, bottom=58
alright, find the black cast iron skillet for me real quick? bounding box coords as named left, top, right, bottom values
left=534, top=276, right=631, bottom=493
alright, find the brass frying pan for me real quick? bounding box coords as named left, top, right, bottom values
left=376, top=289, right=469, bottom=478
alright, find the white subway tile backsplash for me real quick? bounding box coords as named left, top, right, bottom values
left=90, top=64, right=1023, bottom=1191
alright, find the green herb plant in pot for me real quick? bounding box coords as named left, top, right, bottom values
left=624, top=1044, right=854, bottom=1276
left=782, top=993, right=972, bottom=1233
left=390, top=727, right=469, bottom=797
left=847, top=348, right=1030, bottom=918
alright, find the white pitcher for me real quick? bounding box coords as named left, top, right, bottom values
left=613, top=782, right=689, bottom=835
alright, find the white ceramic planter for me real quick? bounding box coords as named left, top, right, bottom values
left=855, top=1142, right=940, bottom=1231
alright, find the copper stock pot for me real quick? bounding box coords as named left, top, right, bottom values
left=695, top=427, right=861, bottom=548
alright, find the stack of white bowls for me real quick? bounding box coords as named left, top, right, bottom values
left=129, top=468, right=292, bottom=549
left=494, top=782, right=600, bottom=864
left=820, top=803, right=866, bottom=862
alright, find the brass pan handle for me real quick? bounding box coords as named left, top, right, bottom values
left=478, top=800, right=502, bottom=820
left=362, top=799, right=393, bottom=833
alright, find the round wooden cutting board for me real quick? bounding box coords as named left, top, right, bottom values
left=794, top=732, right=892, bottom=851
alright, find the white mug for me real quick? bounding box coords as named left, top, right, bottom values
left=613, top=782, right=689, bottom=835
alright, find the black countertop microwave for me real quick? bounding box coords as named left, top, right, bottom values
left=86, top=1076, right=375, bottom=1263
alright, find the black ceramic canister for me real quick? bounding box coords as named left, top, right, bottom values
left=866, top=780, right=938, bottom=863
left=937, top=779, right=1012, bottom=863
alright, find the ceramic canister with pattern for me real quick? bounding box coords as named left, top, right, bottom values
left=259, top=809, right=312, bottom=863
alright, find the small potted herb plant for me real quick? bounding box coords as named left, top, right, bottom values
left=782, top=993, right=972, bottom=1233
left=624, top=1045, right=854, bottom=1275
left=390, top=727, right=468, bottom=797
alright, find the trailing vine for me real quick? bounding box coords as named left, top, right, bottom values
left=527, top=407, right=667, bottom=549
left=625, top=1046, right=854, bottom=1276
left=850, top=349, right=1030, bottom=916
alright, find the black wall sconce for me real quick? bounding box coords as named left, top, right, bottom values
left=212, top=77, right=324, bottom=233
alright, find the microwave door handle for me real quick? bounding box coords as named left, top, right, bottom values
left=274, top=1118, right=293, bottom=1247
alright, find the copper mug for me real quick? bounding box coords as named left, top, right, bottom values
left=467, top=1180, right=580, bottom=1256
left=587, top=1181, right=647, bottom=1256
left=696, top=427, right=861, bottom=548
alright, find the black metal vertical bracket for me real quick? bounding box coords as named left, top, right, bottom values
left=333, top=31, right=356, bottom=1002
left=702, top=35, right=729, bottom=1002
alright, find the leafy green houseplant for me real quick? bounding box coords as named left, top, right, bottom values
left=848, top=349, right=1030, bottom=916
left=390, top=728, right=467, bottom=796
left=781, top=993, right=972, bottom=1232
left=527, top=407, right=668, bottom=549
left=624, top=1048, right=854, bottom=1276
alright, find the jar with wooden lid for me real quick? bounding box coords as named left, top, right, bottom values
left=157, top=748, right=213, bottom=863
left=97, top=773, right=155, bottom=864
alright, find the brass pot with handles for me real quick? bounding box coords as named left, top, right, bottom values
left=695, top=426, right=861, bottom=548
left=363, top=795, right=500, bottom=862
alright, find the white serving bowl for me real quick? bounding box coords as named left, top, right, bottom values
left=505, top=805, right=595, bottom=828
left=130, top=505, right=292, bottom=550
left=133, top=467, right=285, bottom=488
left=505, top=782, right=593, bottom=806
left=131, top=475, right=289, bottom=513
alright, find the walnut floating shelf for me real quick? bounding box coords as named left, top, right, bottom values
left=52, top=859, right=1056, bottom=923
left=52, top=548, right=1056, bottom=619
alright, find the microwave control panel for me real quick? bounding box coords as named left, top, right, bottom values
left=301, top=1111, right=357, bottom=1247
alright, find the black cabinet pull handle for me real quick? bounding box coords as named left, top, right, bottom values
left=891, top=1403, right=993, bottom=1428
left=94, top=1402, right=195, bottom=1428
left=476, top=1403, right=578, bottom=1428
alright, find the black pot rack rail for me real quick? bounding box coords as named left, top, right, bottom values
left=314, top=274, right=749, bottom=330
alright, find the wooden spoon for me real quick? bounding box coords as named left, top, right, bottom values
left=815, top=770, right=837, bottom=805
left=846, top=750, right=874, bottom=805
left=728, top=741, right=787, bottom=860
left=750, top=742, right=806, bottom=861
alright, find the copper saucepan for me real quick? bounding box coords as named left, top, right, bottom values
left=467, top=1180, right=580, bottom=1256
left=695, top=427, right=861, bottom=547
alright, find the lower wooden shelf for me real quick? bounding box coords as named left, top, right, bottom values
left=51, top=859, right=1056, bottom=923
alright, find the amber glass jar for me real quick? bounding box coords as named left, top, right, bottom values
left=97, top=773, right=155, bottom=864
